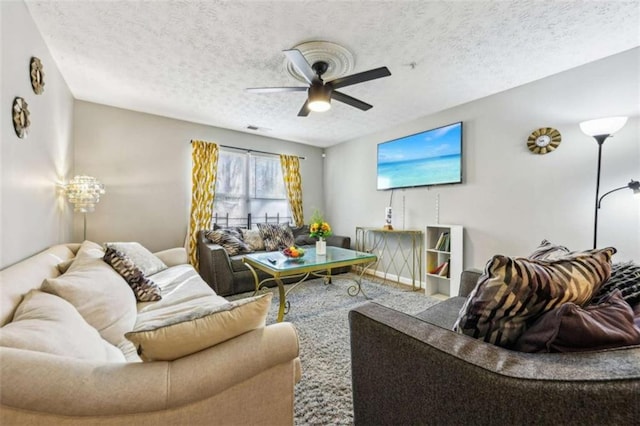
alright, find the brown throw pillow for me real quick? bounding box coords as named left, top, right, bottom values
left=453, top=247, right=616, bottom=348
left=514, top=290, right=640, bottom=352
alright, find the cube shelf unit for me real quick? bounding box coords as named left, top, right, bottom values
left=425, top=224, right=463, bottom=299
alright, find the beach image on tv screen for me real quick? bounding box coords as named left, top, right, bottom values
left=377, top=122, right=462, bottom=190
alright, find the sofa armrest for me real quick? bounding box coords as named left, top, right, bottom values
left=349, top=302, right=640, bottom=425
left=197, top=230, right=235, bottom=295
left=154, top=247, right=188, bottom=267
left=0, top=323, right=300, bottom=418
left=459, top=268, right=482, bottom=297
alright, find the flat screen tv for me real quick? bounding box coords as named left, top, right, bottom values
left=377, top=121, right=463, bottom=190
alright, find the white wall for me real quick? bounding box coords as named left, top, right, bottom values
left=74, top=101, right=325, bottom=252
left=326, top=48, right=640, bottom=270
left=0, top=0, right=74, bottom=269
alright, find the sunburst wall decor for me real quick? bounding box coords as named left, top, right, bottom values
left=12, top=97, right=30, bottom=139
left=527, top=127, right=561, bottom=154
left=30, top=57, right=45, bottom=94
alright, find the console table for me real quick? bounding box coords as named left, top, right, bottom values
left=355, top=227, right=423, bottom=291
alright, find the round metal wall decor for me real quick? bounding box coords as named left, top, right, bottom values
left=527, top=127, right=561, bottom=154
left=12, top=97, right=31, bottom=139
left=30, top=57, right=45, bottom=94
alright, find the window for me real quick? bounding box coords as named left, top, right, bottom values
left=213, top=150, right=290, bottom=227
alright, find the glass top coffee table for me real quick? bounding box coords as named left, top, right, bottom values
left=243, top=246, right=377, bottom=322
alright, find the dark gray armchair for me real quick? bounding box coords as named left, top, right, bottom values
left=349, top=270, right=640, bottom=425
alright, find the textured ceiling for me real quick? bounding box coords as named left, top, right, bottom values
left=25, top=0, right=640, bottom=148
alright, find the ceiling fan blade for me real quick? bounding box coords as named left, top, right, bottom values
left=297, top=100, right=310, bottom=117
left=328, top=67, right=391, bottom=89
left=283, top=49, right=316, bottom=85
left=246, top=87, right=307, bottom=94
left=332, top=91, right=372, bottom=111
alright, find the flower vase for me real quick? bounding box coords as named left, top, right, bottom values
left=316, top=237, right=326, bottom=256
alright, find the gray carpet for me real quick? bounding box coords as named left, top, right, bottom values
left=232, top=275, right=440, bottom=425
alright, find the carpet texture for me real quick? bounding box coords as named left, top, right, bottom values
left=232, top=276, right=440, bottom=425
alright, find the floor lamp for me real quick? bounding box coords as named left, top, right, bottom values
left=579, top=116, right=629, bottom=249
left=64, top=175, right=106, bottom=240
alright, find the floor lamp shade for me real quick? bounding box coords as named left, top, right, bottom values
left=579, top=116, right=628, bottom=138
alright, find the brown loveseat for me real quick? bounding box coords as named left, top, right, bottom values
left=198, top=229, right=351, bottom=296
left=349, top=270, right=640, bottom=425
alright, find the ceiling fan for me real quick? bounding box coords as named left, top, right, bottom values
left=246, top=49, right=391, bottom=117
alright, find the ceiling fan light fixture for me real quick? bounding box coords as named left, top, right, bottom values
left=308, top=85, right=332, bottom=112
left=308, top=99, right=331, bottom=112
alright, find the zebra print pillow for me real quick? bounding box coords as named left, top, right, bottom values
left=528, top=239, right=571, bottom=260
left=453, top=247, right=616, bottom=348
left=103, top=247, right=162, bottom=302
left=205, top=229, right=252, bottom=256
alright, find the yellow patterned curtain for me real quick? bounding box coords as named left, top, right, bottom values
left=280, top=154, right=304, bottom=227
left=188, top=140, right=219, bottom=269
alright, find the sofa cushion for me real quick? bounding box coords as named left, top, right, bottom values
left=103, top=242, right=167, bottom=276
left=241, top=228, right=265, bottom=251
left=415, top=296, right=466, bottom=329
left=56, top=258, right=75, bottom=274
left=41, top=244, right=138, bottom=347
left=103, top=247, right=162, bottom=302
left=257, top=223, right=294, bottom=251
left=514, top=290, right=640, bottom=352
left=528, top=239, right=571, bottom=260
left=76, top=240, right=107, bottom=260
left=136, top=264, right=217, bottom=312
left=230, top=254, right=250, bottom=272
left=453, top=247, right=615, bottom=348
left=126, top=293, right=272, bottom=361
left=290, top=224, right=316, bottom=246
left=205, top=229, right=252, bottom=256
left=0, top=290, right=125, bottom=362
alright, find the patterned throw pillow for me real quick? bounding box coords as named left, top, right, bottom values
left=453, top=247, right=616, bottom=348
left=256, top=223, right=295, bottom=251
left=212, top=225, right=244, bottom=239
left=241, top=229, right=265, bottom=251
left=592, top=261, right=640, bottom=306
left=103, top=242, right=167, bottom=276
left=205, top=229, right=252, bottom=256
left=528, top=239, right=571, bottom=260
left=103, top=247, right=162, bottom=302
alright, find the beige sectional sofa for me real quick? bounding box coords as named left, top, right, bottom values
left=0, top=241, right=301, bottom=425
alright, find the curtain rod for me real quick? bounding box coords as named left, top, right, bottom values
left=190, top=141, right=305, bottom=160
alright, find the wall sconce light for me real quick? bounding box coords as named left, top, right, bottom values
left=64, top=175, right=105, bottom=240
left=579, top=116, right=629, bottom=248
